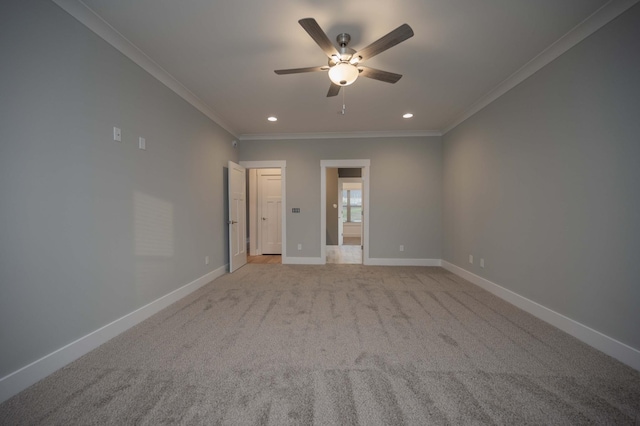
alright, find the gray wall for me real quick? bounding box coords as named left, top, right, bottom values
left=326, top=168, right=339, bottom=246
left=239, top=137, right=443, bottom=259
left=0, top=0, right=237, bottom=377
left=443, top=4, right=640, bottom=350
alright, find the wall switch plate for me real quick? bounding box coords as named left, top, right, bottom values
left=138, top=137, right=146, bottom=150
left=113, top=127, right=121, bottom=141
left=480, top=258, right=485, bottom=268
left=399, top=245, right=404, bottom=252
left=205, top=256, right=209, bottom=265
left=469, top=254, right=473, bottom=264
left=297, top=244, right=302, bottom=250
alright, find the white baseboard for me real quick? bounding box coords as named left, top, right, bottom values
left=282, top=257, right=442, bottom=267
left=366, top=258, right=442, bottom=267
left=0, top=264, right=227, bottom=404
left=282, top=256, right=325, bottom=265
left=441, top=261, right=640, bottom=371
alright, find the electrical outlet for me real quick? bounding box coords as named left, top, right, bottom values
left=297, top=243, right=302, bottom=250
left=205, top=256, right=209, bottom=265
left=469, top=254, right=473, bottom=264
left=480, top=258, right=485, bottom=268
left=399, top=245, right=404, bottom=252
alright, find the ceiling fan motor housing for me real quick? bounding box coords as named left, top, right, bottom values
left=329, top=33, right=357, bottom=66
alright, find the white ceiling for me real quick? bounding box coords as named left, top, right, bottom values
left=57, top=0, right=629, bottom=138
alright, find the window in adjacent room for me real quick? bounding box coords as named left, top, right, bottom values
left=342, top=186, right=362, bottom=223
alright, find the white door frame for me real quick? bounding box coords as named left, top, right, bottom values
left=321, top=160, right=370, bottom=264
left=240, top=160, right=287, bottom=261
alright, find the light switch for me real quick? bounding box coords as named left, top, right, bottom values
left=113, top=127, right=121, bottom=141
left=138, top=137, right=146, bottom=150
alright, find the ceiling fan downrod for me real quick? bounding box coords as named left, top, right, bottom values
left=333, top=33, right=358, bottom=64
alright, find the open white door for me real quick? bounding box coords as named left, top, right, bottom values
left=338, top=180, right=344, bottom=246
left=228, top=161, right=247, bottom=272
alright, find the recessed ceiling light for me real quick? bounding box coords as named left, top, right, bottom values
left=267, top=116, right=278, bottom=122
left=403, top=113, right=414, bottom=119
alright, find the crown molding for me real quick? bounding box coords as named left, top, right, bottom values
left=239, top=130, right=442, bottom=141
left=52, top=0, right=638, bottom=141
left=51, top=0, right=239, bottom=138
left=442, top=0, right=640, bottom=135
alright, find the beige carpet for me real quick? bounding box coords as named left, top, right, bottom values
left=1, top=264, right=639, bottom=424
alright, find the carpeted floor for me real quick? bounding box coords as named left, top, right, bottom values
left=1, top=264, right=639, bottom=424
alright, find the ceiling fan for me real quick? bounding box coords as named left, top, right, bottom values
left=275, top=18, right=414, bottom=97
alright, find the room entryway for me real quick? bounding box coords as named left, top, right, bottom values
left=338, top=177, right=362, bottom=247
left=321, top=159, right=370, bottom=265
left=326, top=171, right=363, bottom=264
left=256, top=169, right=282, bottom=255
left=240, top=161, right=287, bottom=266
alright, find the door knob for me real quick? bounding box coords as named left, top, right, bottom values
left=262, top=217, right=267, bottom=221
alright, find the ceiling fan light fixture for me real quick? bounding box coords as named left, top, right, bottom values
left=328, top=63, right=359, bottom=86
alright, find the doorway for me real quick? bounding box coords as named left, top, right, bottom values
left=321, top=160, right=370, bottom=265
left=240, top=161, right=286, bottom=265
left=251, top=168, right=282, bottom=255
left=338, top=177, right=363, bottom=247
